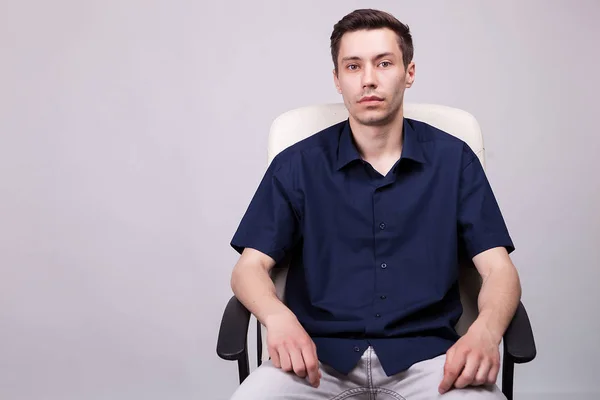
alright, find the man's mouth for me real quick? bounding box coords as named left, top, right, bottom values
left=359, top=96, right=384, bottom=103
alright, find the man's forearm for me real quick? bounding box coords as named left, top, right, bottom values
left=231, top=263, right=295, bottom=327
left=473, top=264, right=522, bottom=343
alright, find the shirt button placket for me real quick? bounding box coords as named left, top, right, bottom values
left=373, top=191, right=387, bottom=326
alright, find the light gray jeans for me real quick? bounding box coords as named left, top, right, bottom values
left=230, top=346, right=505, bottom=399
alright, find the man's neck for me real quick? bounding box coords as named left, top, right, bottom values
left=348, top=112, right=405, bottom=175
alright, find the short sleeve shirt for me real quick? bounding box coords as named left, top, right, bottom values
left=231, top=118, right=515, bottom=376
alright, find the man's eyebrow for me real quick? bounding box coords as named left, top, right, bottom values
left=341, top=52, right=396, bottom=63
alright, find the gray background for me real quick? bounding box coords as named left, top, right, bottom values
left=1, top=0, right=599, bottom=399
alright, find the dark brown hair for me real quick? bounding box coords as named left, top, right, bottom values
left=330, top=9, right=413, bottom=73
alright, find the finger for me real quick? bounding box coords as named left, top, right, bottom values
left=487, top=361, right=500, bottom=385
left=270, top=346, right=281, bottom=368
left=278, top=347, right=292, bottom=372
left=439, top=349, right=466, bottom=394
left=473, top=359, right=491, bottom=386
left=289, top=346, right=307, bottom=378
left=302, top=344, right=320, bottom=388
left=454, top=354, right=480, bottom=389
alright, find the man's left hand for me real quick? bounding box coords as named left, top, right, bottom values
left=438, top=320, right=502, bottom=394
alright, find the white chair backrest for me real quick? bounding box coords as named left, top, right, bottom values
left=260, top=103, right=485, bottom=363
left=268, top=103, right=485, bottom=167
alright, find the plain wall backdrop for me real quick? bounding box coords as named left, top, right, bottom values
left=1, top=1, right=599, bottom=399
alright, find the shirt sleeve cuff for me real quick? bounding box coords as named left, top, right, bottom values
left=230, top=239, right=286, bottom=264
left=464, top=232, right=515, bottom=259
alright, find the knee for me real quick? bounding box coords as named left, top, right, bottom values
left=442, top=385, right=506, bottom=400
left=228, top=361, right=291, bottom=400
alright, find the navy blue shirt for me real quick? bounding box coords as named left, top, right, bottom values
left=231, top=117, right=514, bottom=376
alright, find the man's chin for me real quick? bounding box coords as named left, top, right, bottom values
left=354, top=110, right=392, bottom=127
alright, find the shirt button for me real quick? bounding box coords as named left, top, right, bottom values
left=375, top=313, right=381, bottom=318
left=381, top=263, right=387, bottom=269
left=354, top=346, right=361, bottom=352
left=379, top=222, right=386, bottom=230
left=380, top=295, right=387, bottom=300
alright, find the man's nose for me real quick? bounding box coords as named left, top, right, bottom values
left=361, top=65, right=377, bottom=88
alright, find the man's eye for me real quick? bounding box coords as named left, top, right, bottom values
left=347, top=64, right=358, bottom=70
left=380, top=61, right=391, bottom=67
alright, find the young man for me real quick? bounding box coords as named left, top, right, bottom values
left=228, top=8, right=521, bottom=400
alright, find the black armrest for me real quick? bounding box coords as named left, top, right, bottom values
left=503, top=301, right=536, bottom=363
left=216, top=295, right=251, bottom=361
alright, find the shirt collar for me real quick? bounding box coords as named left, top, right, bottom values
left=336, top=118, right=427, bottom=171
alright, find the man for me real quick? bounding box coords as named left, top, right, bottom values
left=228, top=8, right=521, bottom=400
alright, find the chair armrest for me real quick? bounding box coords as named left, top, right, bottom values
left=503, top=301, right=537, bottom=363
left=216, top=295, right=251, bottom=361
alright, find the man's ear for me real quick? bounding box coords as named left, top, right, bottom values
left=405, top=61, right=416, bottom=88
left=333, top=69, right=342, bottom=94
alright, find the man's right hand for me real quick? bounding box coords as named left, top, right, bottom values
left=265, top=312, right=321, bottom=388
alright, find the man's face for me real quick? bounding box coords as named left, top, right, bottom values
left=333, top=28, right=415, bottom=127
